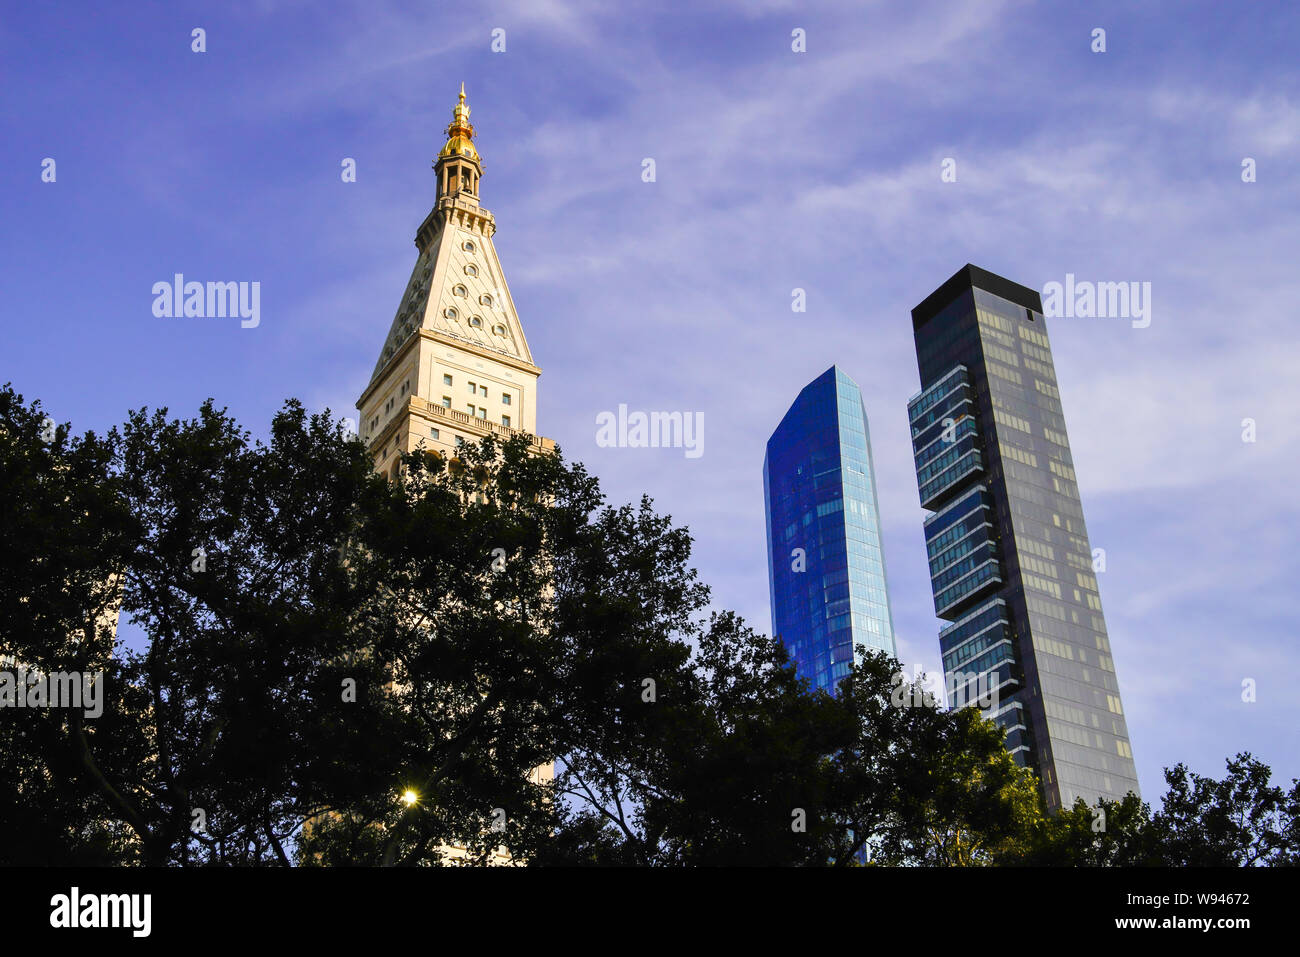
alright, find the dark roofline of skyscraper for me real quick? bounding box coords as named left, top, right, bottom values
left=911, top=264, right=1043, bottom=331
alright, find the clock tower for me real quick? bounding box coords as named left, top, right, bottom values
left=357, top=84, right=554, bottom=479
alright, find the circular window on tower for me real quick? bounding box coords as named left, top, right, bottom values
left=453, top=284, right=468, bottom=298
left=444, top=307, right=458, bottom=321
left=462, top=240, right=476, bottom=253
left=470, top=316, right=483, bottom=328
left=464, top=264, right=478, bottom=277
left=479, top=293, right=493, bottom=307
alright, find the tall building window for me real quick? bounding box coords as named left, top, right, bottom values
left=441, top=396, right=451, bottom=408
left=501, top=415, right=511, bottom=428
left=502, top=393, right=511, bottom=405
left=444, top=374, right=453, bottom=386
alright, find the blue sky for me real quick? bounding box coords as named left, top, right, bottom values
left=3, top=0, right=1298, bottom=803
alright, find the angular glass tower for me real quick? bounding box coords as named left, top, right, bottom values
left=764, top=366, right=897, bottom=695
left=907, top=264, right=1139, bottom=811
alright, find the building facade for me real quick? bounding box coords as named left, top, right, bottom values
left=907, top=264, right=1139, bottom=811
left=357, top=84, right=554, bottom=479
left=764, top=366, right=897, bottom=695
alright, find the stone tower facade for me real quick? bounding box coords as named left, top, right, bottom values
left=357, top=85, right=554, bottom=476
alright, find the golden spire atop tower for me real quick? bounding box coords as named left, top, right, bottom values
left=441, top=84, right=475, bottom=152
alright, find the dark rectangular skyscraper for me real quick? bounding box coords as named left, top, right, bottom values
left=764, top=366, right=897, bottom=695
left=907, top=265, right=1139, bottom=811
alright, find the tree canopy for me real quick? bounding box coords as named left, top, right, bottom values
left=1, top=384, right=1294, bottom=866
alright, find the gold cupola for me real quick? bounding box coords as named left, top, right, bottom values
left=434, top=83, right=482, bottom=202
left=438, top=82, right=477, bottom=160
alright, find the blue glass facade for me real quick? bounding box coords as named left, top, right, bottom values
left=764, top=367, right=897, bottom=694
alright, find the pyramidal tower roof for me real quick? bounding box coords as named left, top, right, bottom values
left=369, top=86, right=536, bottom=385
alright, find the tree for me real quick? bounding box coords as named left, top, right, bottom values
left=839, top=672, right=1045, bottom=866
left=1020, top=753, right=1299, bottom=866
left=545, top=613, right=851, bottom=865
left=0, top=388, right=744, bottom=865
left=1153, top=753, right=1299, bottom=866
left=546, top=635, right=1054, bottom=866
left=1016, top=792, right=1160, bottom=866
left=0, top=384, right=139, bottom=864
left=4, top=384, right=1295, bottom=867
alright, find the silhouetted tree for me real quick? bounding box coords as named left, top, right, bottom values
left=1016, top=753, right=1298, bottom=866
left=3, top=384, right=1294, bottom=867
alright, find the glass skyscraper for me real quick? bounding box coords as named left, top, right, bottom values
left=764, top=366, right=897, bottom=695
left=907, top=264, right=1139, bottom=811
